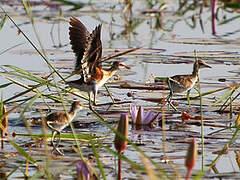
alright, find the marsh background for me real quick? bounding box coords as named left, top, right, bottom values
left=1, top=0, right=240, bottom=179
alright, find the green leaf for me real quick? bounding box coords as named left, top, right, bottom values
left=0, top=82, right=12, bottom=89
left=0, top=14, right=7, bottom=31
left=213, top=88, right=236, bottom=105
left=20, top=93, right=41, bottom=119
left=15, top=133, right=103, bottom=141
left=91, top=141, right=106, bottom=180
left=7, top=138, right=37, bottom=166
left=7, top=165, right=21, bottom=179
left=3, top=65, right=45, bottom=83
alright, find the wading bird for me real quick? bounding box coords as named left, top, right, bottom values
left=45, top=101, right=83, bottom=155
left=167, top=57, right=211, bottom=111
left=66, top=17, right=130, bottom=106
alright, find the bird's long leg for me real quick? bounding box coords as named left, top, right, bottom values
left=93, top=87, right=98, bottom=106
left=51, top=131, right=57, bottom=148
left=167, top=91, right=178, bottom=111
left=51, top=130, right=64, bottom=155
left=88, top=92, right=93, bottom=109
left=55, top=131, right=64, bottom=156
left=51, top=131, right=57, bottom=152
left=167, top=78, right=178, bottom=111
left=55, top=131, right=61, bottom=149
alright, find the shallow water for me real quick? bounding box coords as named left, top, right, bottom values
left=1, top=0, right=240, bottom=179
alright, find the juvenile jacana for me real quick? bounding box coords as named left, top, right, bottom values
left=45, top=101, right=83, bottom=155
left=167, top=58, right=211, bottom=111
left=66, top=17, right=129, bottom=106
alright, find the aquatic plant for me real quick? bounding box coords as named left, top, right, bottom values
left=114, top=113, right=129, bottom=180
left=76, top=160, right=96, bottom=180
left=130, top=104, right=160, bottom=126
left=114, top=113, right=129, bottom=154
left=185, top=138, right=198, bottom=180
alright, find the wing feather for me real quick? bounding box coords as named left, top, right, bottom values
left=84, top=24, right=102, bottom=75
left=69, top=17, right=90, bottom=73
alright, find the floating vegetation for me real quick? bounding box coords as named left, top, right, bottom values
left=1, top=0, right=240, bottom=179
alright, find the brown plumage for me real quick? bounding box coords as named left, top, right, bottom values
left=46, top=101, right=83, bottom=155
left=67, top=17, right=129, bottom=106
left=167, top=59, right=211, bottom=111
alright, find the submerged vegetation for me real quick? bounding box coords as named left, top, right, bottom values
left=1, top=0, right=240, bottom=179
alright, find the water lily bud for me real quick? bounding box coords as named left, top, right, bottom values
left=76, top=161, right=90, bottom=180
left=114, top=113, right=129, bottom=154
left=185, top=138, right=198, bottom=180
left=136, top=106, right=143, bottom=125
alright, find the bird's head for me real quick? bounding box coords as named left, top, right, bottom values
left=198, top=59, right=212, bottom=69
left=111, top=61, right=130, bottom=70
left=71, top=101, right=84, bottom=110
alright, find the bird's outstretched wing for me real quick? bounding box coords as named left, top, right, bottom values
left=69, top=16, right=90, bottom=77
left=84, top=24, right=102, bottom=75
left=69, top=17, right=102, bottom=80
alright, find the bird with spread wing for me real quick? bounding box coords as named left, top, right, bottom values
left=66, top=17, right=129, bottom=106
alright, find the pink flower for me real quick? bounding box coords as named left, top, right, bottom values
left=130, top=104, right=161, bottom=126
left=76, top=160, right=96, bottom=180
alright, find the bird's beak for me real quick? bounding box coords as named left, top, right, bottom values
left=119, top=63, right=131, bottom=69
left=203, top=63, right=212, bottom=68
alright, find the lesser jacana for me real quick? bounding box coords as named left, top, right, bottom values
left=167, top=58, right=211, bottom=111
left=66, top=17, right=129, bottom=106
left=45, top=101, right=83, bottom=155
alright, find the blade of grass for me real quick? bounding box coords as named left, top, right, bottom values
left=7, top=137, right=38, bottom=167
left=3, top=65, right=46, bottom=83
left=213, top=87, right=236, bottom=105
left=101, top=144, right=144, bottom=171
left=207, top=125, right=240, bottom=169
left=0, top=76, right=66, bottom=104
left=6, top=164, right=21, bottom=179
left=177, top=85, right=239, bottom=100
left=20, top=93, right=41, bottom=119
left=104, top=84, right=115, bottom=103
left=91, top=141, right=106, bottom=180
left=0, top=43, right=25, bottom=55
left=0, top=8, right=64, bottom=81
left=0, top=13, right=7, bottom=31
left=1, top=71, right=45, bottom=84
left=21, top=0, right=64, bottom=82
left=140, top=154, right=158, bottom=180
left=220, top=92, right=240, bottom=112
left=195, top=50, right=204, bottom=172
left=0, top=82, right=12, bottom=89
left=15, top=133, right=103, bottom=140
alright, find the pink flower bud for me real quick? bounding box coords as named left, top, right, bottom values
left=185, top=138, right=198, bottom=180
left=114, top=113, right=129, bottom=154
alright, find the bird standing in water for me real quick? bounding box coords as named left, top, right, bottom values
left=45, top=101, right=83, bottom=155
left=66, top=17, right=129, bottom=106
left=167, top=56, right=211, bottom=111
